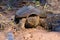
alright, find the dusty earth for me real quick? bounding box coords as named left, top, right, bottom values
left=0, top=0, right=60, bottom=40
left=0, top=27, right=60, bottom=40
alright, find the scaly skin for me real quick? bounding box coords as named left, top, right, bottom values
left=18, top=18, right=26, bottom=29
left=26, top=16, right=40, bottom=28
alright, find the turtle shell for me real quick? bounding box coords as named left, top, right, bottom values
left=15, top=5, right=41, bottom=18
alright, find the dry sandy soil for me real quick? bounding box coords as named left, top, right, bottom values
left=0, top=28, right=60, bottom=40
left=0, top=0, right=60, bottom=40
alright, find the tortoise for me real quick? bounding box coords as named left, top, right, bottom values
left=14, top=5, right=47, bottom=29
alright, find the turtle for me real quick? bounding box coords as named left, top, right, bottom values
left=14, top=5, right=47, bottom=29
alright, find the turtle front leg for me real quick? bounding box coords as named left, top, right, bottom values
left=18, top=18, right=26, bottom=29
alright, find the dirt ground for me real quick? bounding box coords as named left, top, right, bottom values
left=0, top=27, right=60, bottom=40
left=15, top=29, right=60, bottom=40
left=0, top=0, right=60, bottom=40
